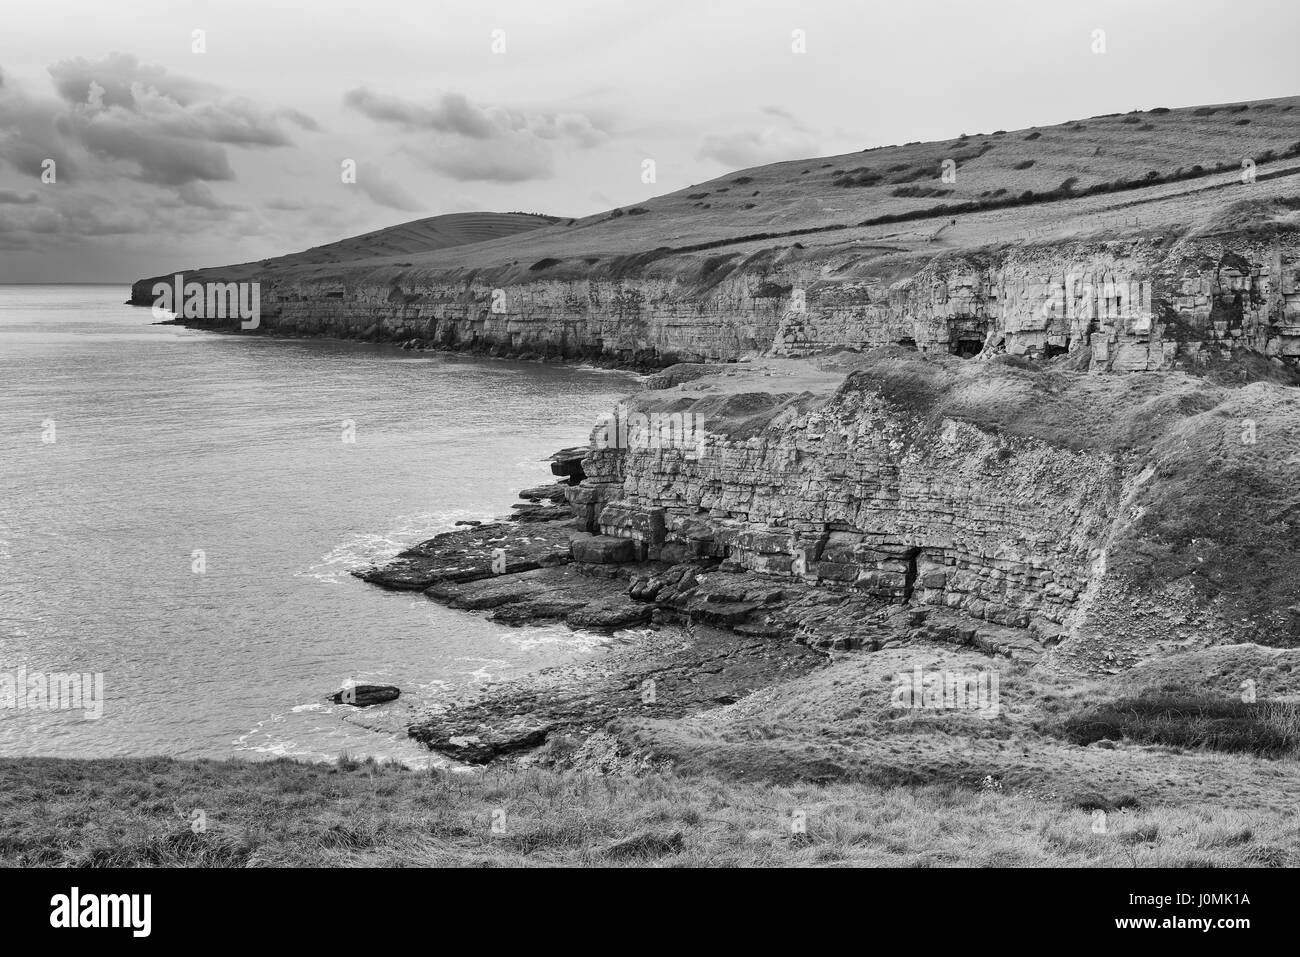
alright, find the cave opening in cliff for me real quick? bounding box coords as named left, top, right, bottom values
left=1044, top=341, right=1070, bottom=358
left=902, top=547, right=921, bottom=602
left=950, top=338, right=983, bottom=358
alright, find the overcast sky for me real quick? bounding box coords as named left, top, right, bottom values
left=0, top=0, right=1296, bottom=282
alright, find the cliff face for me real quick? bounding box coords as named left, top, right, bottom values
left=130, top=272, right=785, bottom=368
left=775, top=235, right=1300, bottom=371
left=132, top=228, right=1300, bottom=373
left=589, top=388, right=1123, bottom=635
left=566, top=354, right=1300, bottom=668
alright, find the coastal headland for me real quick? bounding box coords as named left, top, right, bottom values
left=64, top=93, right=1300, bottom=866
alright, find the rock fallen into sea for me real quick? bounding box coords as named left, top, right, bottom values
left=549, top=447, right=587, bottom=485
left=327, top=684, right=400, bottom=707
left=518, top=482, right=570, bottom=503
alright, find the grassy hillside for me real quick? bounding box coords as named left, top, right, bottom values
left=142, top=95, right=1300, bottom=291
left=158, top=211, right=558, bottom=284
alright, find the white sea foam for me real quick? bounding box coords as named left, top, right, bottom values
left=509, top=626, right=611, bottom=653
left=298, top=509, right=489, bottom=583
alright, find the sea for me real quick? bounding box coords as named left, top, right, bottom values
left=0, top=284, right=638, bottom=764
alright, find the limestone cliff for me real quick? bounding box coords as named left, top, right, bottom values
left=775, top=226, right=1300, bottom=371
left=130, top=204, right=1300, bottom=374
left=131, top=95, right=1300, bottom=373
left=569, top=353, right=1300, bottom=669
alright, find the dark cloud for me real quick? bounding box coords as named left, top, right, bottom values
left=77, top=117, right=236, bottom=184
left=0, top=54, right=313, bottom=187
left=48, top=53, right=214, bottom=109
left=0, top=190, right=152, bottom=240
left=346, top=87, right=605, bottom=182
left=0, top=54, right=318, bottom=260
left=0, top=72, right=80, bottom=181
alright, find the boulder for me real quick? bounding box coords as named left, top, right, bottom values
left=549, top=446, right=588, bottom=485
left=328, top=684, right=400, bottom=707
left=571, top=534, right=639, bottom=564
left=518, top=483, right=569, bottom=503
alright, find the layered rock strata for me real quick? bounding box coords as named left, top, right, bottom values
left=131, top=232, right=1300, bottom=373
left=563, top=352, right=1300, bottom=666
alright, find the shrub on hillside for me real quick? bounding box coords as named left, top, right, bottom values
left=891, top=185, right=953, bottom=198
left=1059, top=694, right=1300, bottom=757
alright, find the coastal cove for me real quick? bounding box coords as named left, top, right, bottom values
left=0, top=285, right=638, bottom=763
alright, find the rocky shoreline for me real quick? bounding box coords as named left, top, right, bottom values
left=353, top=347, right=1300, bottom=771
left=353, top=447, right=830, bottom=763
left=354, top=429, right=1040, bottom=766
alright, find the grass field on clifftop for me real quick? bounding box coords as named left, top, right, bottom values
left=1, top=755, right=1295, bottom=868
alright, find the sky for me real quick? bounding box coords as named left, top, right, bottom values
left=0, top=0, right=1296, bottom=282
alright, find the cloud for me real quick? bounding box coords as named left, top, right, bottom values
left=174, top=182, right=244, bottom=211
left=761, top=105, right=799, bottom=123
left=353, top=166, right=425, bottom=211
left=0, top=190, right=154, bottom=240
left=345, top=89, right=497, bottom=138
left=409, top=137, right=554, bottom=183
left=0, top=71, right=80, bottom=180
left=279, top=108, right=321, bottom=133
left=346, top=87, right=606, bottom=182
left=265, top=197, right=310, bottom=212
left=530, top=112, right=607, bottom=148
left=0, top=54, right=314, bottom=186
left=76, top=117, right=236, bottom=184
left=48, top=53, right=213, bottom=109
left=0, top=54, right=318, bottom=259
left=697, top=123, right=820, bottom=169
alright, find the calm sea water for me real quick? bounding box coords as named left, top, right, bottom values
left=0, top=285, right=637, bottom=763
